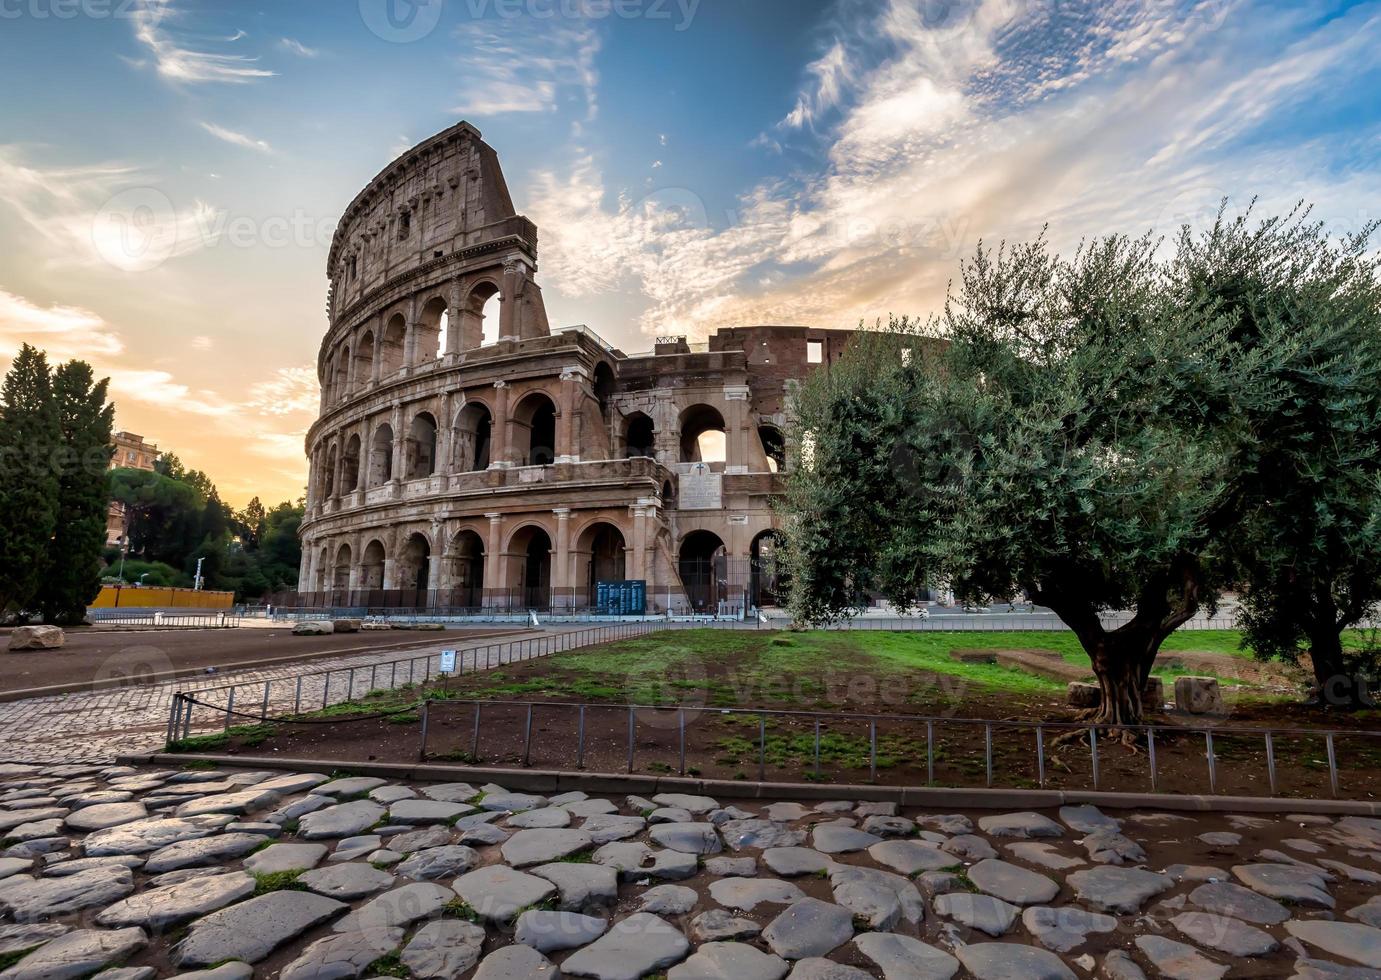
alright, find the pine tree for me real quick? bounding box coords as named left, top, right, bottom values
left=0, top=345, right=60, bottom=616
left=37, top=361, right=114, bottom=625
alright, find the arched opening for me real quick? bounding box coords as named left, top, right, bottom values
left=624, top=412, right=655, bottom=458
left=481, top=292, right=501, bottom=346
left=662, top=479, right=677, bottom=509
left=759, top=425, right=786, bottom=473
left=593, top=362, right=616, bottom=424
left=513, top=392, right=557, bottom=467
left=315, top=545, right=329, bottom=593
left=462, top=281, right=502, bottom=349
left=750, top=530, right=787, bottom=608
left=324, top=444, right=338, bottom=498
left=453, top=402, right=492, bottom=472
left=405, top=412, right=438, bottom=479
left=380, top=314, right=406, bottom=376
left=507, top=526, right=552, bottom=608
left=416, top=296, right=448, bottom=365
left=354, top=332, right=375, bottom=387
left=679, top=404, right=726, bottom=464
left=332, top=542, right=352, bottom=591
left=368, top=423, right=394, bottom=487
left=679, top=530, right=727, bottom=613
left=450, top=529, right=485, bottom=608
left=360, top=539, right=386, bottom=590
left=341, top=434, right=361, bottom=493
left=576, top=522, right=627, bottom=607
left=337, top=346, right=352, bottom=402
left=398, top=532, right=431, bottom=604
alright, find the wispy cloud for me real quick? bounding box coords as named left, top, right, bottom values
left=199, top=122, right=273, bottom=154
left=0, top=287, right=124, bottom=359
left=449, top=19, right=600, bottom=118
left=279, top=37, right=319, bottom=58
left=131, top=0, right=274, bottom=84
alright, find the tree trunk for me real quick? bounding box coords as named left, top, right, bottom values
left=1308, top=621, right=1353, bottom=707
left=1088, top=634, right=1149, bottom=726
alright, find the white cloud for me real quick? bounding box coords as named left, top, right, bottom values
left=190, top=335, right=213, bottom=351
left=131, top=0, right=274, bottom=85
left=245, top=366, right=319, bottom=417
left=199, top=122, right=273, bottom=154
left=0, top=287, right=124, bottom=360
left=279, top=38, right=319, bottom=58
left=449, top=19, right=600, bottom=118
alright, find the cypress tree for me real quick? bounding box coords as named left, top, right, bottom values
left=0, top=345, right=60, bottom=616
left=37, top=361, right=115, bottom=624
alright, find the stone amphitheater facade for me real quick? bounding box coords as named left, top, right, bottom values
left=296, top=121, right=853, bottom=613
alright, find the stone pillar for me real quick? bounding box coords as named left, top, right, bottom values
left=371, top=318, right=383, bottom=385
left=498, top=260, right=522, bottom=342
left=724, top=385, right=751, bottom=474
left=633, top=504, right=650, bottom=583
left=654, top=397, right=679, bottom=464
left=382, top=558, right=398, bottom=590
left=390, top=402, right=405, bottom=485
left=489, top=381, right=511, bottom=468
left=557, top=367, right=584, bottom=463
left=483, top=512, right=503, bottom=607
left=435, top=392, right=454, bottom=475
left=552, top=508, right=572, bottom=610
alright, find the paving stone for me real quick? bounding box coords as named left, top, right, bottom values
left=388, top=826, right=451, bottom=853
left=164, top=965, right=254, bottom=980
left=0, top=868, right=135, bottom=920
left=1286, top=921, right=1381, bottom=969
left=144, top=833, right=265, bottom=873
left=1134, top=935, right=1228, bottom=980
left=0, top=923, right=69, bottom=957
left=300, top=801, right=387, bottom=840
left=1348, top=899, right=1381, bottom=928
left=1021, top=905, right=1117, bottom=952
left=95, top=871, right=255, bottom=929
left=704, top=856, right=756, bottom=877
left=271, top=795, right=334, bottom=823
left=649, top=822, right=722, bottom=855
left=315, top=777, right=387, bottom=797
left=829, top=866, right=924, bottom=930
left=707, top=806, right=754, bottom=825
left=720, top=820, right=807, bottom=851
left=1102, top=949, right=1148, bottom=980
left=580, top=815, right=646, bottom=844
left=690, top=908, right=761, bottom=942
left=562, top=912, right=689, bottom=979
left=1007, top=841, right=1083, bottom=872
left=329, top=835, right=382, bottom=861
left=653, top=793, right=719, bottom=814
left=332, top=882, right=454, bottom=935
left=83, top=818, right=216, bottom=855
left=369, top=785, right=418, bottom=805
left=1165, top=864, right=1227, bottom=883
left=501, top=828, right=594, bottom=867
left=387, top=800, right=473, bottom=825
left=977, top=812, right=1064, bottom=838
left=1189, top=880, right=1291, bottom=924
left=471, top=944, right=559, bottom=980
left=967, top=858, right=1059, bottom=905
left=639, top=883, right=699, bottom=915
left=514, top=910, right=608, bottom=953
left=1234, top=863, right=1334, bottom=908
left=0, top=809, right=65, bottom=833
left=931, top=893, right=1020, bottom=936
left=224, top=822, right=280, bottom=837
left=762, top=898, right=854, bottom=960
left=453, top=866, right=558, bottom=924
left=0, top=858, right=32, bottom=880
left=1290, top=958, right=1381, bottom=979
left=254, top=773, right=330, bottom=795
left=649, top=807, right=695, bottom=825
left=861, top=816, right=916, bottom=839
left=669, top=941, right=790, bottom=980
left=506, top=807, right=571, bottom=829
left=917, top=814, right=973, bottom=835
left=5, top=837, right=68, bottom=858
left=0, top=928, right=147, bottom=980
left=811, top=821, right=882, bottom=855
left=145, top=867, right=234, bottom=889
left=89, top=966, right=154, bottom=980
left=63, top=802, right=147, bottom=832
left=243, top=842, right=328, bottom=874
left=547, top=791, right=587, bottom=806
left=917, top=872, right=964, bottom=898
left=1199, top=831, right=1242, bottom=848
left=394, top=845, right=478, bottom=880
left=418, top=783, right=479, bottom=803
left=955, top=942, right=1075, bottom=980
left=1286, top=838, right=1326, bottom=854
left=173, top=891, right=347, bottom=966
left=709, top=877, right=804, bottom=911
left=479, top=792, right=546, bottom=813
left=59, top=790, right=133, bottom=808
left=562, top=798, right=618, bottom=819
left=850, top=933, right=958, bottom=980
left=1059, top=805, right=1120, bottom=834
left=279, top=926, right=403, bottom=980
left=784, top=958, right=873, bottom=980
left=530, top=862, right=619, bottom=911
left=174, top=789, right=279, bottom=818
left=1171, top=911, right=1278, bottom=956
left=766, top=803, right=814, bottom=822
left=400, top=919, right=486, bottom=978
left=1067, top=866, right=1173, bottom=913
left=298, top=862, right=396, bottom=900
left=940, top=834, right=997, bottom=861
left=1321, top=860, right=1381, bottom=885
left=6, top=820, right=64, bottom=842
left=764, top=847, right=835, bottom=877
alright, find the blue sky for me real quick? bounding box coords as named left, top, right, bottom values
left=2, top=0, right=1379, bottom=503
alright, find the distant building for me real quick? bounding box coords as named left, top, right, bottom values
left=107, top=431, right=159, bottom=547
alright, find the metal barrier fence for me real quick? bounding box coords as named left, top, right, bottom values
left=88, top=610, right=241, bottom=628
left=165, top=619, right=691, bottom=745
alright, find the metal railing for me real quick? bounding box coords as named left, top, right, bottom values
left=88, top=610, right=241, bottom=628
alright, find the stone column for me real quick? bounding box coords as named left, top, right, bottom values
left=483, top=512, right=503, bottom=607
left=382, top=558, right=398, bottom=590
left=498, top=259, right=525, bottom=342
left=371, top=317, right=383, bottom=385
left=632, top=504, right=650, bottom=583
left=390, top=402, right=405, bottom=486
left=557, top=367, right=584, bottom=463
left=490, top=381, right=511, bottom=468
left=435, top=392, right=454, bottom=475
left=724, top=385, right=751, bottom=474
left=552, top=508, right=572, bottom=610
left=654, top=397, right=679, bottom=464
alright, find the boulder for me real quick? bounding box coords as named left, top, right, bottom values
left=292, top=621, right=335, bottom=636
left=1067, top=683, right=1100, bottom=709
left=1174, top=675, right=1225, bottom=714
left=7, top=626, right=64, bottom=652
left=1143, top=676, right=1165, bottom=705
left=331, top=619, right=362, bottom=633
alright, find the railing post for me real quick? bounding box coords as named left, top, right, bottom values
left=259, top=682, right=270, bottom=722
left=577, top=705, right=586, bottom=769
left=869, top=720, right=877, bottom=783
left=627, top=707, right=635, bottom=774
left=294, top=676, right=303, bottom=716
left=165, top=694, right=180, bottom=746
left=814, top=719, right=822, bottom=778
left=472, top=703, right=482, bottom=760
left=760, top=714, right=769, bottom=782
left=1035, top=725, right=1045, bottom=788
left=419, top=700, right=430, bottom=761
left=1326, top=733, right=1339, bottom=797
left=323, top=672, right=331, bottom=709
left=1264, top=732, right=1277, bottom=796
left=1205, top=730, right=1217, bottom=794
left=1148, top=727, right=1158, bottom=792
left=1089, top=726, right=1099, bottom=789
left=523, top=704, right=533, bottom=767
left=926, top=720, right=935, bottom=785
left=181, top=697, right=193, bottom=740
left=678, top=709, right=686, bottom=776
left=984, top=723, right=993, bottom=788
left=224, top=688, right=235, bottom=732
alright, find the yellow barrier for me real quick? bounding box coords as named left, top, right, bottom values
left=91, top=585, right=235, bottom=609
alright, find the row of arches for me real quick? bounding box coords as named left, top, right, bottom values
left=617, top=406, right=787, bottom=472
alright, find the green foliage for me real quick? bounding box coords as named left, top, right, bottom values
left=251, top=869, right=306, bottom=895
left=0, top=345, right=60, bottom=615
left=36, top=361, right=115, bottom=623
left=103, top=560, right=182, bottom=588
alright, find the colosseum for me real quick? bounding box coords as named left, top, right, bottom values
left=295, top=121, right=853, bottom=614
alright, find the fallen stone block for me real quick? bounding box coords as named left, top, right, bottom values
left=331, top=619, right=362, bottom=633
left=8, top=626, right=65, bottom=652
left=292, top=621, right=335, bottom=636
left=1174, top=676, right=1224, bottom=715
left=1067, top=683, right=1100, bottom=709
